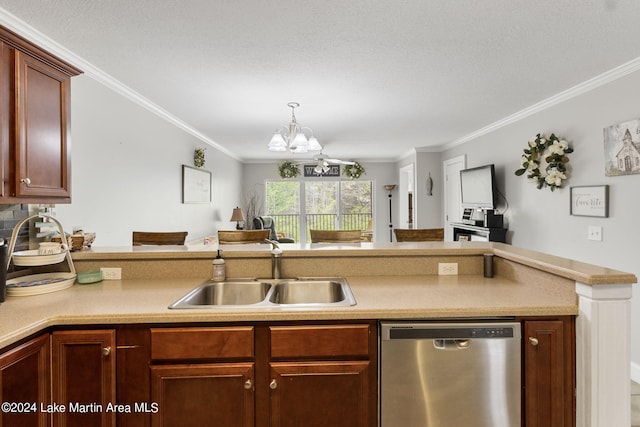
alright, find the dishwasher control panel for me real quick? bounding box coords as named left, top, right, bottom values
left=386, top=324, right=516, bottom=340
left=469, top=326, right=514, bottom=338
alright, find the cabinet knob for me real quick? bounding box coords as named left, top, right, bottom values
left=20, top=177, right=31, bottom=186
left=102, top=346, right=112, bottom=356
left=528, top=337, right=539, bottom=346
left=244, top=379, right=252, bottom=390
left=269, top=379, right=277, bottom=390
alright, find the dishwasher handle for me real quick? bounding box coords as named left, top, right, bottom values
left=433, top=339, right=470, bottom=350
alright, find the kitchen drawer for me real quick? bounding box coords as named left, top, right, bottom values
left=151, top=327, right=254, bottom=361
left=270, top=324, right=370, bottom=359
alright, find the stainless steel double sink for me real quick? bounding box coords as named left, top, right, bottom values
left=169, top=277, right=356, bottom=309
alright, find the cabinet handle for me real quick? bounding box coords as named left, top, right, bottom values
left=244, top=379, right=252, bottom=390
left=116, top=345, right=140, bottom=350
left=269, top=379, right=277, bottom=390
left=528, top=337, right=539, bottom=346
left=102, top=346, right=112, bottom=356
left=20, top=177, right=31, bottom=187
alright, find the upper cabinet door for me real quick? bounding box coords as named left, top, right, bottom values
left=14, top=50, right=71, bottom=200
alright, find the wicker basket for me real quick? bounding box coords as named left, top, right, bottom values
left=52, top=233, right=96, bottom=251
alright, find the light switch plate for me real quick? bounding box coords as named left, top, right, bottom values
left=587, top=226, right=602, bottom=241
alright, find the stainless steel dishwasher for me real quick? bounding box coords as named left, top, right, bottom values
left=380, top=321, right=521, bottom=427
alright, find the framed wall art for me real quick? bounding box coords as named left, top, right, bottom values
left=570, top=185, right=609, bottom=218
left=604, top=118, right=640, bottom=176
left=182, top=165, right=211, bottom=203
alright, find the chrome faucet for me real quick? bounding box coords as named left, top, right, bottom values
left=265, top=239, right=282, bottom=279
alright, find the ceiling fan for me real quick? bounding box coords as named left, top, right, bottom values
left=294, top=151, right=356, bottom=175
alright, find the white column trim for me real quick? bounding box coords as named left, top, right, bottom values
left=575, top=282, right=632, bottom=427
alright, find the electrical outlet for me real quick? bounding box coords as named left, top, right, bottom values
left=587, top=226, right=603, bottom=242
left=438, top=263, right=458, bottom=275
left=100, top=267, right=122, bottom=280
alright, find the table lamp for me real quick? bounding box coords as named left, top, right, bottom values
left=230, top=207, right=245, bottom=230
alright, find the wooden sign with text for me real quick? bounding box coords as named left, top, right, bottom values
left=303, top=164, right=340, bottom=177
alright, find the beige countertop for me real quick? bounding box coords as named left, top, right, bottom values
left=0, top=273, right=578, bottom=349
left=1, top=242, right=634, bottom=349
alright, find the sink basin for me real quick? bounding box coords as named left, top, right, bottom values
left=169, top=277, right=356, bottom=309
left=269, top=280, right=352, bottom=305
left=169, top=281, right=271, bottom=308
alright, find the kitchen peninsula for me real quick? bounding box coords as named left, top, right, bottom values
left=0, top=242, right=635, bottom=427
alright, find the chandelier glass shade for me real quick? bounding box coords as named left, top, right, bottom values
left=268, top=102, right=322, bottom=153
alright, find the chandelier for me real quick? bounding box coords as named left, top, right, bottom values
left=267, top=102, right=322, bottom=153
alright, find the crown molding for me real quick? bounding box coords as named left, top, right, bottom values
left=0, top=7, right=241, bottom=161
left=441, top=56, right=640, bottom=151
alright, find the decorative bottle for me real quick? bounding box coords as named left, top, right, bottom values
left=212, top=250, right=226, bottom=282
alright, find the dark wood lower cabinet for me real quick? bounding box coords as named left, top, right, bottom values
left=523, top=317, right=575, bottom=427
left=147, top=322, right=377, bottom=427
left=150, top=363, right=254, bottom=427
left=51, top=329, right=116, bottom=427
left=269, top=361, right=371, bottom=427
left=0, top=317, right=577, bottom=427
left=0, top=334, right=50, bottom=427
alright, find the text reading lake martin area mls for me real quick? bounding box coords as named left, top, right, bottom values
left=1, top=401, right=159, bottom=414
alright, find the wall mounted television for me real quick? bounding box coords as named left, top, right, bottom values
left=460, top=164, right=497, bottom=210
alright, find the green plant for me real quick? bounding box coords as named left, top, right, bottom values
left=194, top=147, right=206, bottom=168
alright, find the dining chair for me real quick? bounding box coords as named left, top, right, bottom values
left=218, top=229, right=270, bottom=244
left=309, top=229, right=363, bottom=243
left=361, top=219, right=373, bottom=242
left=393, top=228, right=444, bottom=242
left=253, top=216, right=295, bottom=243
left=132, top=231, right=188, bottom=246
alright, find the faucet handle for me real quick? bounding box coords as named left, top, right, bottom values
left=265, top=239, right=280, bottom=250
left=265, top=239, right=282, bottom=256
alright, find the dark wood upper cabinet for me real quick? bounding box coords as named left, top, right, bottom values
left=0, top=25, right=81, bottom=204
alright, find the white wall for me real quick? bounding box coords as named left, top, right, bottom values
left=396, top=151, right=443, bottom=231
left=54, top=75, right=244, bottom=246
left=242, top=161, right=396, bottom=242
left=415, top=151, right=443, bottom=228
left=441, top=69, right=640, bottom=378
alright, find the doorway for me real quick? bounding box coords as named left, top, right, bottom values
left=443, top=155, right=466, bottom=241
left=398, top=164, right=416, bottom=230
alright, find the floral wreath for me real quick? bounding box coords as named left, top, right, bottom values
left=343, top=162, right=366, bottom=179
left=278, top=161, right=300, bottom=179
left=515, top=133, right=573, bottom=191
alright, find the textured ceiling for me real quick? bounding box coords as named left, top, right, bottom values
left=1, top=0, right=639, bottom=162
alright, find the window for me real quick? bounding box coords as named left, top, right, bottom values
left=265, top=179, right=373, bottom=243
left=265, top=181, right=300, bottom=242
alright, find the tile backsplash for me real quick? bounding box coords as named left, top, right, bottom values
left=0, top=204, right=30, bottom=251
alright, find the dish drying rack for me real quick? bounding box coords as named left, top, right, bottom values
left=5, top=214, right=76, bottom=296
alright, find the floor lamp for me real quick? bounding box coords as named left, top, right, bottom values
left=384, top=185, right=396, bottom=242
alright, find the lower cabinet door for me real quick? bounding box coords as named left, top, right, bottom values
left=150, top=363, right=254, bottom=427
left=523, top=319, right=575, bottom=427
left=269, top=361, right=371, bottom=427
left=0, top=334, right=50, bottom=427
left=51, top=330, right=116, bottom=427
